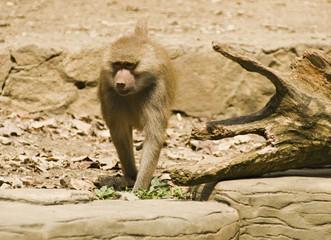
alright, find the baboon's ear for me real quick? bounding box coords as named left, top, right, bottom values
left=134, top=17, right=148, bottom=39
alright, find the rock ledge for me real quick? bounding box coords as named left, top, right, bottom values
left=195, top=174, right=331, bottom=240
left=0, top=190, right=239, bottom=240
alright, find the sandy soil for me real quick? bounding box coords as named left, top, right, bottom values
left=1, top=0, right=330, bottom=49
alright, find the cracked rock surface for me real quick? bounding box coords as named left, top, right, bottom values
left=195, top=172, right=331, bottom=240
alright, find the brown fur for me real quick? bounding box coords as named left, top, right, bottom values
left=98, top=18, right=177, bottom=190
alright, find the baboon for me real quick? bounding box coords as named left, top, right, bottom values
left=98, top=18, right=177, bottom=191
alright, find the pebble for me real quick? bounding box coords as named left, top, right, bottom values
left=225, top=24, right=236, bottom=32
left=0, top=136, right=11, bottom=145
left=168, top=19, right=179, bottom=25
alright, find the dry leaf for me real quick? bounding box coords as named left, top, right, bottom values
left=0, top=120, right=24, bottom=136
left=31, top=118, right=56, bottom=129
left=72, top=119, right=91, bottom=134
left=98, top=156, right=118, bottom=170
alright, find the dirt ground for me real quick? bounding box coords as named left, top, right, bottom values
left=1, top=0, right=330, bottom=48
left=0, top=109, right=268, bottom=192
left=0, top=0, right=330, bottom=193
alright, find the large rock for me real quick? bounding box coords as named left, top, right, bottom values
left=172, top=46, right=275, bottom=118
left=9, top=44, right=62, bottom=66
left=60, top=47, right=105, bottom=88
left=2, top=45, right=78, bottom=113
left=0, top=189, right=240, bottom=240
left=172, top=44, right=330, bottom=118
left=60, top=47, right=106, bottom=116
left=0, top=43, right=329, bottom=118
left=3, top=74, right=78, bottom=113
left=194, top=174, right=331, bottom=240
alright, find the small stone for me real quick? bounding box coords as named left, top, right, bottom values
left=0, top=136, right=11, bottom=145
left=115, top=191, right=139, bottom=201
left=225, top=24, right=236, bottom=32
left=213, top=10, right=223, bottom=15
left=8, top=176, right=24, bottom=188
left=0, top=21, right=10, bottom=27
left=0, top=183, right=11, bottom=189
left=60, top=176, right=71, bottom=188
left=237, top=10, right=245, bottom=16
left=168, top=19, right=178, bottom=25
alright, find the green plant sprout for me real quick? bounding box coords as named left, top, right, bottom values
left=94, top=177, right=187, bottom=200
left=94, top=186, right=115, bottom=200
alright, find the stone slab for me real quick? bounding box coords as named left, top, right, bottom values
left=195, top=175, right=331, bottom=240
left=0, top=189, right=240, bottom=240
left=0, top=189, right=95, bottom=205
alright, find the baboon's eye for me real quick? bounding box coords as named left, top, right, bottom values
left=124, top=62, right=136, bottom=70
left=112, top=61, right=123, bottom=69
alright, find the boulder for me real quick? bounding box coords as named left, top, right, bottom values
left=3, top=74, right=78, bottom=113
left=194, top=174, right=331, bottom=240
left=172, top=46, right=275, bottom=118
left=60, top=47, right=105, bottom=88
left=2, top=45, right=78, bottom=113
left=9, top=44, right=62, bottom=66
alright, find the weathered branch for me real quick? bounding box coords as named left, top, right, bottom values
left=170, top=43, right=331, bottom=186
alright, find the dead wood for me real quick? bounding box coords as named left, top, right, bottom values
left=170, top=42, right=331, bottom=186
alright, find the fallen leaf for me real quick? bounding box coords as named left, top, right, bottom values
left=0, top=120, right=24, bottom=136
left=98, top=156, right=118, bottom=170
left=16, top=110, right=42, bottom=120
left=72, top=119, right=91, bottom=134
left=31, top=118, right=56, bottom=129
left=80, top=161, right=95, bottom=169
left=69, top=156, right=101, bottom=169
left=60, top=176, right=95, bottom=191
